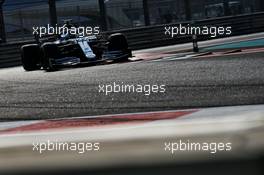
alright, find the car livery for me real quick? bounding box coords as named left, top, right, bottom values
left=21, top=30, right=132, bottom=71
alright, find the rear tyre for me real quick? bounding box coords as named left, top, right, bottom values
left=41, top=43, right=58, bottom=71
left=21, top=44, right=41, bottom=71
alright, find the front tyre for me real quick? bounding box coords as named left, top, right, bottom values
left=108, top=33, right=132, bottom=61
left=21, top=44, right=41, bottom=71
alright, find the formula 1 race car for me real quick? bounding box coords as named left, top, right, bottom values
left=21, top=29, right=132, bottom=71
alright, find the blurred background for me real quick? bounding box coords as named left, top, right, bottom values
left=1, top=0, right=264, bottom=40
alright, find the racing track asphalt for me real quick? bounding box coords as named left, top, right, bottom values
left=0, top=51, right=264, bottom=120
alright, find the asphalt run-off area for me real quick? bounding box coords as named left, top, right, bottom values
left=0, top=32, right=264, bottom=175
left=0, top=34, right=264, bottom=121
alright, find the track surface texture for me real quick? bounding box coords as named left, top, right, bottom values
left=0, top=51, right=264, bottom=121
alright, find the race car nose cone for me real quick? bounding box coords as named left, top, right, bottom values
left=86, top=52, right=96, bottom=60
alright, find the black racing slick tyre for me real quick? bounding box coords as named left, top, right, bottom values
left=41, top=43, right=58, bottom=71
left=108, top=33, right=129, bottom=51
left=21, top=44, right=41, bottom=71
left=108, top=33, right=132, bottom=61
